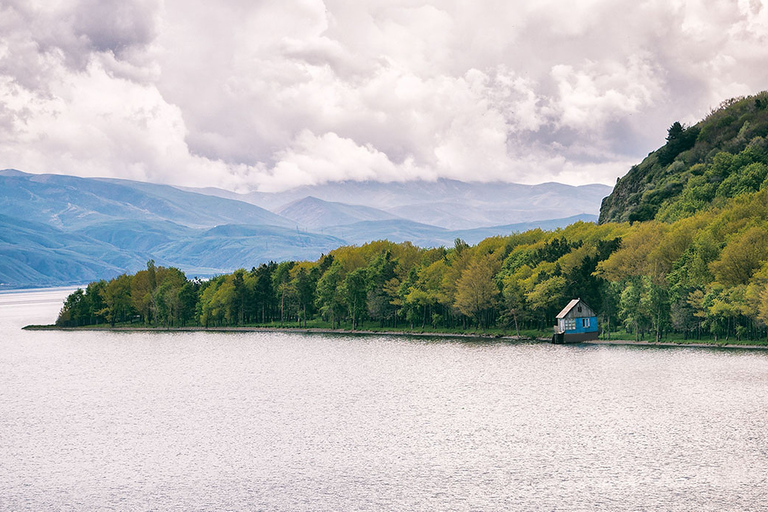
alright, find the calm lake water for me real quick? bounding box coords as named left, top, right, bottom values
left=2, top=288, right=768, bottom=511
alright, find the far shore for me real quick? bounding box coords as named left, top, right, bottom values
left=23, top=324, right=768, bottom=350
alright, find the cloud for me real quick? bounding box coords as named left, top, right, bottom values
left=254, top=130, right=427, bottom=192
left=2, top=0, right=768, bottom=191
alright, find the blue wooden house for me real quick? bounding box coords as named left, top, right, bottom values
left=553, top=298, right=598, bottom=343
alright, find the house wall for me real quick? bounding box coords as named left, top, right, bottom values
left=557, top=315, right=598, bottom=334
left=570, top=316, right=598, bottom=334
left=555, top=300, right=599, bottom=335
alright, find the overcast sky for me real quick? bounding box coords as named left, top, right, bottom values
left=1, top=0, right=767, bottom=192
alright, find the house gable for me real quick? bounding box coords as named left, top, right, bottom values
left=556, top=298, right=595, bottom=320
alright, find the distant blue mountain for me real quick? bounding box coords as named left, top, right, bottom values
left=0, top=213, right=149, bottom=288
left=0, top=170, right=343, bottom=287
left=276, top=196, right=400, bottom=229
left=0, top=169, right=610, bottom=288
left=197, top=179, right=612, bottom=230
left=320, top=214, right=599, bottom=247
left=0, top=169, right=291, bottom=230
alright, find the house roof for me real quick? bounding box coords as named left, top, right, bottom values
left=556, top=298, right=589, bottom=319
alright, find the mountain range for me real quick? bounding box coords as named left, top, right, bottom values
left=187, top=179, right=609, bottom=230
left=0, top=169, right=610, bottom=288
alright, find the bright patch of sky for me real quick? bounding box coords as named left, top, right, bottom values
left=1, top=0, right=767, bottom=191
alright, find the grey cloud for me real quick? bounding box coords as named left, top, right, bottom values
left=72, top=0, right=159, bottom=55
left=2, top=0, right=768, bottom=191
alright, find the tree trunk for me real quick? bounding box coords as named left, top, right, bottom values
left=513, top=310, right=520, bottom=338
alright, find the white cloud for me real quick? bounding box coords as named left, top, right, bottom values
left=551, top=56, right=663, bottom=131
left=255, top=130, right=428, bottom=192
left=2, top=0, right=768, bottom=191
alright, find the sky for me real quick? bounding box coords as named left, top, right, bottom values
left=1, top=0, right=768, bottom=192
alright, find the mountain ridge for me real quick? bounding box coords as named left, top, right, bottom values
left=182, top=179, right=611, bottom=229
left=276, top=196, right=401, bottom=229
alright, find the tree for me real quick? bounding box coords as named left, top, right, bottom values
left=526, top=274, right=567, bottom=328
left=252, top=263, right=278, bottom=323
left=101, top=274, right=135, bottom=326
left=178, top=281, right=199, bottom=326
left=293, top=266, right=316, bottom=327
left=710, top=226, right=768, bottom=286
left=56, top=289, right=88, bottom=327
left=316, top=261, right=345, bottom=329
left=198, top=277, right=225, bottom=327
left=640, top=276, right=670, bottom=343
left=598, top=221, right=670, bottom=285
left=754, top=287, right=768, bottom=342
left=131, top=260, right=162, bottom=325
left=273, top=262, right=296, bottom=324
left=153, top=267, right=187, bottom=327
left=687, top=289, right=708, bottom=340
left=501, top=273, right=526, bottom=336
left=619, top=280, right=644, bottom=341
left=454, top=253, right=501, bottom=328
left=84, top=280, right=107, bottom=325
left=342, top=267, right=368, bottom=329
left=658, top=121, right=699, bottom=166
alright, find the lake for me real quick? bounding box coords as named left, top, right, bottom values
left=2, top=288, right=767, bottom=511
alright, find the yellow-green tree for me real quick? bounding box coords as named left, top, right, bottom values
left=454, top=253, right=501, bottom=328
left=710, top=225, right=768, bottom=286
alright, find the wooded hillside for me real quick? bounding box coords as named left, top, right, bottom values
left=600, top=92, right=768, bottom=224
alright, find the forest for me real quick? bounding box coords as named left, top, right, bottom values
left=56, top=92, right=768, bottom=344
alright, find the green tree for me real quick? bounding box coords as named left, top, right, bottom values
left=251, top=263, right=278, bottom=323
left=658, top=121, right=699, bottom=166
left=342, top=267, right=368, bottom=329
left=293, top=266, right=316, bottom=327
left=619, top=280, right=642, bottom=340
left=178, top=281, right=199, bottom=326
left=316, top=261, right=345, bottom=329
left=640, top=277, right=670, bottom=343
left=56, top=288, right=88, bottom=327
left=273, top=261, right=296, bottom=324
left=454, top=253, right=501, bottom=329
left=152, top=268, right=185, bottom=327
left=710, top=226, right=768, bottom=286
left=100, top=274, right=135, bottom=326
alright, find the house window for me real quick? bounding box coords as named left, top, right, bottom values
left=577, top=306, right=582, bottom=313
left=582, top=318, right=590, bottom=328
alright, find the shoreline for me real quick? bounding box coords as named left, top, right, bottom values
left=23, top=324, right=768, bottom=350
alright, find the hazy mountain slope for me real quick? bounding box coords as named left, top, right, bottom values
left=321, top=219, right=448, bottom=247
left=0, top=213, right=347, bottom=287
left=0, top=171, right=347, bottom=287
left=0, top=214, right=148, bottom=288
left=383, top=202, right=588, bottom=230
left=186, top=180, right=612, bottom=230
left=72, top=219, right=195, bottom=252
left=449, top=214, right=599, bottom=245
left=276, top=196, right=400, bottom=229
left=321, top=214, right=598, bottom=247
left=0, top=170, right=293, bottom=230
left=151, top=225, right=346, bottom=270
left=599, top=91, right=768, bottom=223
